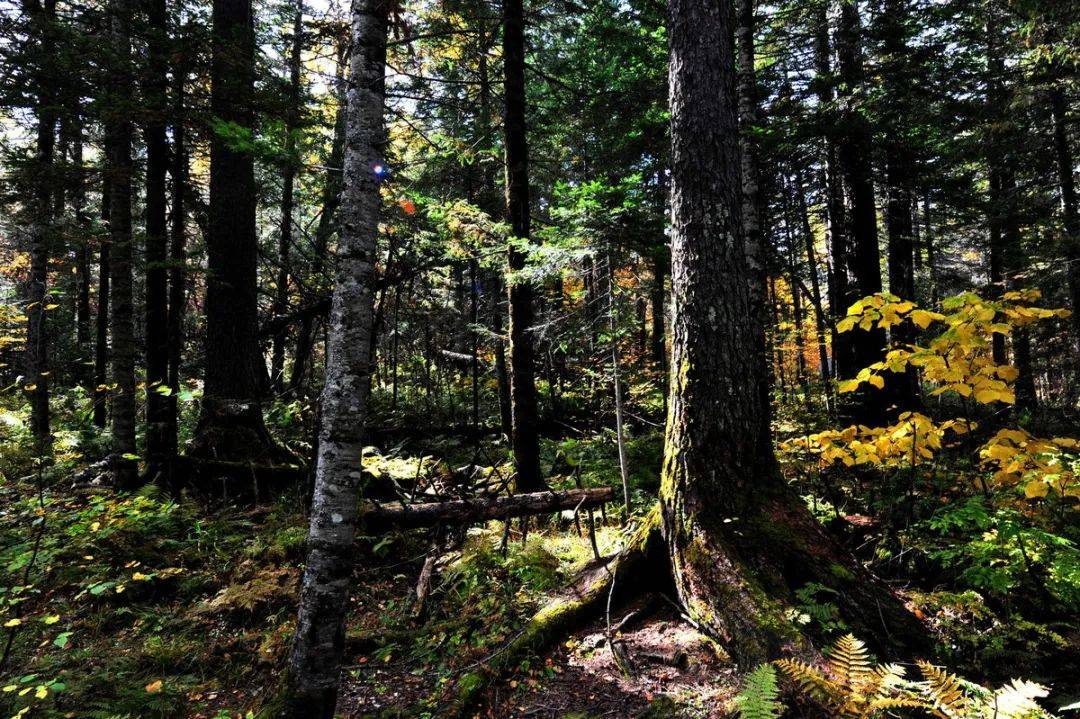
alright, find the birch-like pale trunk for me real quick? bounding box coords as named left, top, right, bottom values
left=283, top=0, right=388, bottom=715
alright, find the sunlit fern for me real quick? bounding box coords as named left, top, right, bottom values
left=917, top=662, right=1052, bottom=719
left=774, top=634, right=927, bottom=719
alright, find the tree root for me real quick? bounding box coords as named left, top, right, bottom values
left=440, top=507, right=664, bottom=718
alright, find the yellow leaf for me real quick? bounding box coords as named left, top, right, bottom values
left=910, top=309, right=944, bottom=329
left=3, top=618, right=21, bottom=628
left=1025, top=482, right=1049, bottom=499
left=34, top=685, right=47, bottom=700
left=867, top=375, right=884, bottom=390
left=145, top=680, right=163, bottom=694
left=90, top=521, right=100, bottom=532
left=2, top=685, right=15, bottom=693
left=837, top=379, right=860, bottom=394
left=42, top=615, right=60, bottom=625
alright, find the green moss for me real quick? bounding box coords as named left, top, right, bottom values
left=829, top=562, right=856, bottom=582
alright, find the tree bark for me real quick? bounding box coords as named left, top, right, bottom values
left=881, top=0, right=919, bottom=413
left=362, top=487, right=615, bottom=532
left=290, top=29, right=348, bottom=395
left=812, top=0, right=850, bottom=380
left=502, top=0, right=544, bottom=492
left=1050, top=85, right=1080, bottom=355
left=144, top=0, right=172, bottom=472
left=195, top=0, right=280, bottom=461
left=70, top=115, right=93, bottom=391
left=795, top=167, right=831, bottom=386
left=272, top=0, right=305, bottom=392
left=283, top=0, right=388, bottom=714
left=93, top=175, right=110, bottom=429
left=834, top=0, right=884, bottom=384
left=662, top=0, right=927, bottom=668
left=736, top=0, right=772, bottom=450
left=166, top=49, right=188, bottom=462
left=105, top=0, right=138, bottom=487
left=22, top=0, right=57, bottom=449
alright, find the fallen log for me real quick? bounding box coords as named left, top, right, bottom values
left=360, top=487, right=615, bottom=532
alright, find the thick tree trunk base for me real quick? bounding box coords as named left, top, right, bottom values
left=664, top=487, right=930, bottom=668
left=446, top=494, right=929, bottom=716
left=190, top=398, right=297, bottom=467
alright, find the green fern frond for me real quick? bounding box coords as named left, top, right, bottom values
left=992, top=678, right=1049, bottom=719
left=918, top=660, right=970, bottom=719
left=828, top=633, right=872, bottom=691
left=736, top=664, right=784, bottom=719
left=775, top=658, right=839, bottom=704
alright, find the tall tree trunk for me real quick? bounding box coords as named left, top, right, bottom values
left=272, top=0, right=305, bottom=392
left=795, top=167, right=831, bottom=385
left=985, top=2, right=1009, bottom=366
left=144, top=0, right=172, bottom=473
left=22, top=0, right=57, bottom=449
left=106, top=0, right=137, bottom=487
left=812, top=1, right=850, bottom=380
left=502, top=0, right=544, bottom=492
left=284, top=0, right=388, bottom=715
left=290, top=29, right=348, bottom=394
left=195, top=0, right=280, bottom=461
left=93, top=175, right=110, bottom=429
left=736, top=0, right=772, bottom=449
left=1050, top=85, right=1080, bottom=354
left=166, top=52, right=188, bottom=463
left=834, top=0, right=884, bottom=382
left=661, top=0, right=926, bottom=668
left=68, top=112, right=93, bottom=391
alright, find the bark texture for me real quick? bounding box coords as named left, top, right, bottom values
left=834, top=0, right=884, bottom=384
left=195, top=0, right=278, bottom=461
left=503, top=0, right=545, bottom=492
left=283, top=0, right=388, bottom=715
left=662, top=0, right=927, bottom=668
left=144, top=0, right=172, bottom=471
left=22, top=0, right=57, bottom=448
left=106, top=0, right=138, bottom=487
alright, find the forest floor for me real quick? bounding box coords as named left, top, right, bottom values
left=2, top=429, right=1079, bottom=719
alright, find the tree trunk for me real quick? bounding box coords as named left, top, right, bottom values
left=144, top=0, right=172, bottom=473
left=22, top=0, right=57, bottom=449
left=795, top=167, right=831, bottom=386
left=812, top=0, right=851, bottom=380
left=736, top=0, right=773, bottom=450
left=834, top=0, right=884, bottom=384
left=93, top=175, right=110, bottom=429
left=662, top=0, right=927, bottom=668
left=166, top=50, right=188, bottom=462
left=195, top=0, right=281, bottom=461
left=283, top=0, right=388, bottom=714
left=502, top=0, right=544, bottom=492
left=362, top=487, right=615, bottom=532
left=272, top=0, right=305, bottom=392
left=1050, top=85, right=1080, bottom=355
left=68, top=126, right=92, bottom=395
left=290, top=30, right=348, bottom=395
left=105, top=0, right=137, bottom=487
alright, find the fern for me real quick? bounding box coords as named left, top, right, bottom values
left=918, top=661, right=970, bottom=719
left=828, top=634, right=872, bottom=693
left=991, top=678, right=1049, bottom=719
left=775, top=657, right=838, bottom=704
left=735, top=664, right=784, bottom=719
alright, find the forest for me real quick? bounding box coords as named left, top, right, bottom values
left=0, top=0, right=1078, bottom=715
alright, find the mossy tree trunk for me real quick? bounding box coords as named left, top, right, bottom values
left=661, top=0, right=927, bottom=668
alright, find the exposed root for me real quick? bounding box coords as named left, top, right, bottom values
left=441, top=506, right=663, bottom=717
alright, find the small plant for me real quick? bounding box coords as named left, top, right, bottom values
left=736, top=634, right=1062, bottom=719
left=735, top=664, right=783, bottom=719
